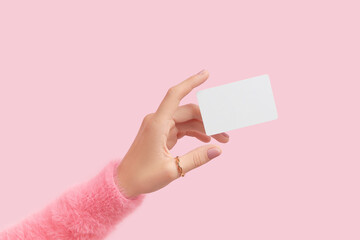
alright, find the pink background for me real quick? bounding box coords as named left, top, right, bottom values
left=0, top=1, right=359, bottom=239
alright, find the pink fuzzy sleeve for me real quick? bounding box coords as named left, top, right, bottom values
left=0, top=160, right=145, bottom=240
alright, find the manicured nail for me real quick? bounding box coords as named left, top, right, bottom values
left=197, top=69, right=205, bottom=75
left=221, top=132, right=229, bottom=138
left=207, top=147, right=221, bottom=160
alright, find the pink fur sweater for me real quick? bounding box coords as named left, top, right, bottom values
left=0, top=160, right=145, bottom=240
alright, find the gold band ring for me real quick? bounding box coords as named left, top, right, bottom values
left=175, top=156, right=185, bottom=177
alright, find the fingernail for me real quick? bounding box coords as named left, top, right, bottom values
left=197, top=69, right=205, bottom=75
left=207, top=147, right=221, bottom=160
left=221, top=132, right=229, bottom=138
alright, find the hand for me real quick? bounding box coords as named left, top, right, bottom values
left=116, top=70, right=230, bottom=198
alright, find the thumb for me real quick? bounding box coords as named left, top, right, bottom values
left=179, top=145, right=222, bottom=176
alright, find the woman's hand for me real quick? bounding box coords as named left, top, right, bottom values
left=116, top=70, right=230, bottom=198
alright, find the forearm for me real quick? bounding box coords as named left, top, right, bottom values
left=0, top=160, right=145, bottom=240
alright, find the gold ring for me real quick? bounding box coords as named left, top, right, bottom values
left=175, top=156, right=185, bottom=177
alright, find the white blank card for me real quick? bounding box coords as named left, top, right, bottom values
left=196, top=74, right=278, bottom=135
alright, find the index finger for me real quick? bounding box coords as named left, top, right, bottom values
left=155, top=69, right=209, bottom=119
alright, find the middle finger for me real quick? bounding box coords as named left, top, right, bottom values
left=173, top=103, right=202, bottom=123
left=176, top=119, right=229, bottom=143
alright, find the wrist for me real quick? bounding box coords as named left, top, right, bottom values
left=116, top=163, right=138, bottom=199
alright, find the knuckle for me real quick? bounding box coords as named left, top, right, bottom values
left=142, top=113, right=157, bottom=129
left=167, top=86, right=177, bottom=96
left=184, top=84, right=192, bottom=94
left=189, top=103, right=200, bottom=117
left=143, top=113, right=154, bottom=123
left=192, top=153, right=203, bottom=168
left=188, top=103, right=197, bottom=110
